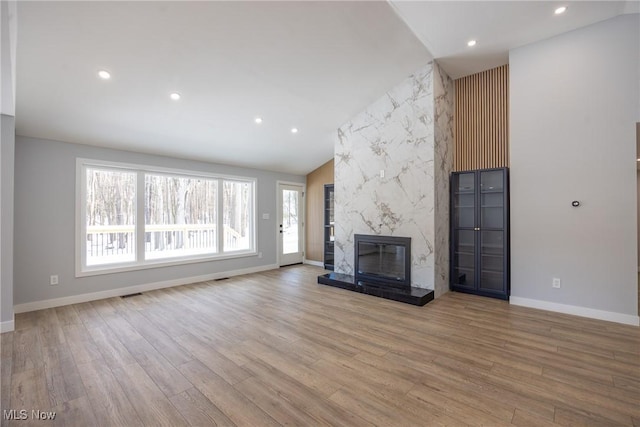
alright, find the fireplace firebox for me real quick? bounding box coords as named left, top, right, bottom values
left=354, top=234, right=411, bottom=290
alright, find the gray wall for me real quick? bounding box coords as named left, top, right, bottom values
left=14, top=136, right=304, bottom=306
left=1, top=115, right=15, bottom=327
left=0, top=1, right=17, bottom=117
left=510, top=14, right=639, bottom=317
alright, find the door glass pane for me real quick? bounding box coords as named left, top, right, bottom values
left=480, top=171, right=503, bottom=229
left=282, top=189, right=299, bottom=254
left=479, top=230, right=504, bottom=291
left=453, top=229, right=475, bottom=287
left=454, top=173, right=475, bottom=228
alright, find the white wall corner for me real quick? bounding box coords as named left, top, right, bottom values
left=510, top=296, right=640, bottom=326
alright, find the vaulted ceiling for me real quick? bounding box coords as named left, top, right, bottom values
left=14, top=1, right=636, bottom=175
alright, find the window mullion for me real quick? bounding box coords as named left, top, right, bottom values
left=217, top=178, right=224, bottom=253
left=136, top=171, right=145, bottom=263
left=77, top=163, right=87, bottom=273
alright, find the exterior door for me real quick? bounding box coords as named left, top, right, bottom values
left=278, top=183, right=304, bottom=266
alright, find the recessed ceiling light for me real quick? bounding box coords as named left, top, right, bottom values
left=170, top=92, right=181, bottom=101
left=555, top=6, right=567, bottom=15
left=467, top=40, right=477, bottom=47
left=291, top=128, right=299, bottom=134
left=255, top=117, right=263, bottom=124
left=97, top=70, right=111, bottom=80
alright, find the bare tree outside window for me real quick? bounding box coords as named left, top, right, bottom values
left=145, top=174, right=218, bottom=259
left=223, top=180, right=251, bottom=251
left=85, top=168, right=136, bottom=265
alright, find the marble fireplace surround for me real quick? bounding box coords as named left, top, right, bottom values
left=331, top=61, right=454, bottom=298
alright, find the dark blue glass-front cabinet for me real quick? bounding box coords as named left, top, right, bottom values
left=450, top=168, right=509, bottom=300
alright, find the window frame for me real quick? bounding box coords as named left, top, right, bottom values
left=76, top=158, right=257, bottom=277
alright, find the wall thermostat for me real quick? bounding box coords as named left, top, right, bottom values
left=571, top=201, right=580, bottom=207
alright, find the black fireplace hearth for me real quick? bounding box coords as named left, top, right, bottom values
left=317, top=234, right=434, bottom=306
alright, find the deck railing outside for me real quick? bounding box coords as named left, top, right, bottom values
left=86, top=224, right=245, bottom=265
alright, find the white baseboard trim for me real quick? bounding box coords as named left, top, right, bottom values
left=14, top=264, right=278, bottom=314
left=510, top=296, right=640, bottom=326
left=303, top=259, right=324, bottom=268
left=0, top=317, right=15, bottom=333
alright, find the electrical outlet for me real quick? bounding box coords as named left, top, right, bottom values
left=258, top=252, right=263, bottom=258
left=552, top=278, right=561, bottom=288
left=50, top=275, right=59, bottom=286
left=380, top=169, right=385, bottom=178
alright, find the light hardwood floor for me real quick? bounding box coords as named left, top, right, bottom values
left=1, top=265, right=639, bottom=426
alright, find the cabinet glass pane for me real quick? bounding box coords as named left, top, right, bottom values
left=326, top=189, right=334, bottom=224
left=324, top=185, right=335, bottom=270
left=481, top=193, right=503, bottom=229
left=479, top=230, right=504, bottom=292
left=456, top=173, right=475, bottom=192
left=454, top=172, right=475, bottom=228
left=480, top=170, right=504, bottom=192
left=453, top=229, right=475, bottom=288
left=480, top=171, right=504, bottom=229
left=456, top=197, right=475, bottom=228
left=479, top=272, right=503, bottom=291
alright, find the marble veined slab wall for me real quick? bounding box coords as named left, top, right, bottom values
left=334, top=62, right=454, bottom=295
left=433, top=63, right=454, bottom=296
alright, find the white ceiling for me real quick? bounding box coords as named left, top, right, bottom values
left=391, top=1, right=636, bottom=79
left=15, top=1, right=636, bottom=175
left=15, top=1, right=430, bottom=175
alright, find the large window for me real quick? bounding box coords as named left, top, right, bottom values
left=77, top=159, right=256, bottom=275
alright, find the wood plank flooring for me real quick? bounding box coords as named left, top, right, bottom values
left=1, top=265, right=638, bottom=426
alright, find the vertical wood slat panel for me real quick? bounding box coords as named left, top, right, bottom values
left=305, top=160, right=334, bottom=263
left=454, top=64, right=509, bottom=171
